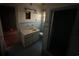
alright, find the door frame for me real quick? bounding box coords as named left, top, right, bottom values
left=0, top=6, right=19, bottom=52
left=0, top=17, right=6, bottom=55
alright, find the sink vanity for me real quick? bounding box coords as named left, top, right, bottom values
left=20, top=27, right=40, bottom=47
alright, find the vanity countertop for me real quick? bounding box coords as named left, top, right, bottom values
left=21, top=28, right=39, bottom=35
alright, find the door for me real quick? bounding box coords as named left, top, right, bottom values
left=48, top=8, right=77, bottom=56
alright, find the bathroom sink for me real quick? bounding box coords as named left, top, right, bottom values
left=32, top=28, right=36, bottom=31
left=21, top=28, right=39, bottom=35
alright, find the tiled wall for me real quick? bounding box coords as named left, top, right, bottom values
left=19, top=21, right=41, bottom=30
left=16, top=6, right=42, bottom=31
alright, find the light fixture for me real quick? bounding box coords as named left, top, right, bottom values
left=24, top=8, right=37, bottom=14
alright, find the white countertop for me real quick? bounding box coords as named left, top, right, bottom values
left=21, top=28, right=39, bottom=35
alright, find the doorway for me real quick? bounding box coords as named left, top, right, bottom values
left=0, top=6, right=18, bottom=49
left=48, top=8, right=77, bottom=56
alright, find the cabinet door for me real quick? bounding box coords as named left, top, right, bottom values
left=33, top=32, right=39, bottom=42
left=24, top=34, right=33, bottom=47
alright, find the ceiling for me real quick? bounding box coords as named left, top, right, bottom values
left=0, top=3, right=78, bottom=10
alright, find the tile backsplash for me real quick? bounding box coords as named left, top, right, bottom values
left=19, top=20, right=41, bottom=31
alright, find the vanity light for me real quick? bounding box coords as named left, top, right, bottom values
left=24, top=8, right=37, bottom=14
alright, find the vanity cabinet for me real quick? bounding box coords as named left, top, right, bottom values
left=21, top=31, right=39, bottom=47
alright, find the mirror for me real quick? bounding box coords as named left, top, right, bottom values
left=25, top=11, right=31, bottom=19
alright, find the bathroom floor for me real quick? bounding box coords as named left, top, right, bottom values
left=5, top=38, right=43, bottom=56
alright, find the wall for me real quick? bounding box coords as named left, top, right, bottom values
left=42, top=9, right=50, bottom=50
left=67, top=8, right=79, bottom=56
left=15, top=5, right=42, bottom=31
left=41, top=3, right=77, bottom=10
left=0, top=19, right=5, bottom=55
left=40, top=11, right=46, bottom=32
left=0, top=19, right=2, bottom=55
